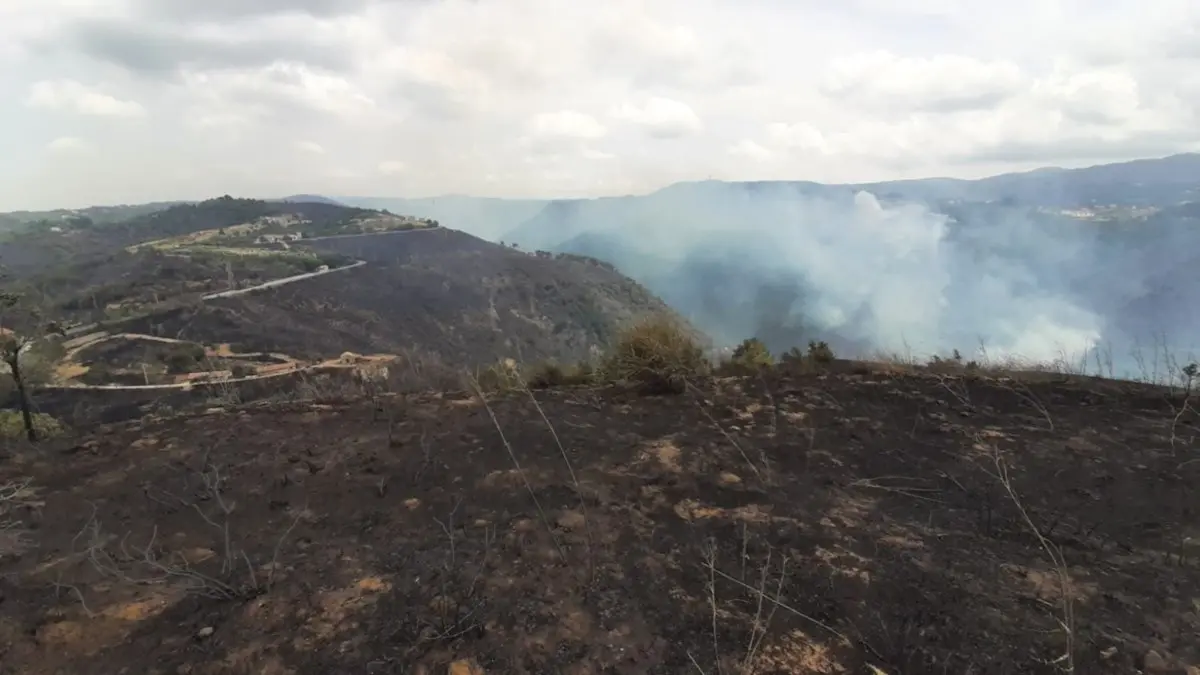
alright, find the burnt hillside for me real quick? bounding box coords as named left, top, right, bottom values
left=1, top=366, right=1196, bottom=673
left=125, top=228, right=677, bottom=365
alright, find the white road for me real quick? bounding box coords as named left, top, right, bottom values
left=46, top=227, right=442, bottom=391
left=200, top=260, right=366, bottom=300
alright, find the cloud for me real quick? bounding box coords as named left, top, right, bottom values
left=728, top=140, right=773, bottom=162
left=46, top=136, right=93, bottom=153
left=26, top=79, right=146, bottom=117
left=529, top=110, right=607, bottom=141
left=181, top=62, right=379, bottom=123
left=130, top=0, right=374, bottom=22
left=377, top=160, right=406, bottom=175
left=2, top=0, right=1200, bottom=207
left=295, top=140, right=326, bottom=154
left=57, top=16, right=354, bottom=79
left=822, top=51, right=1026, bottom=112
left=612, top=97, right=703, bottom=139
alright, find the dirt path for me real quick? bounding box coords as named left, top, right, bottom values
left=49, top=228, right=438, bottom=389
left=51, top=333, right=312, bottom=391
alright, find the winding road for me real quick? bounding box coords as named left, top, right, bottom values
left=48, top=227, right=439, bottom=391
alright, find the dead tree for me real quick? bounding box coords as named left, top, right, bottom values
left=0, top=292, right=63, bottom=442
left=353, top=362, right=391, bottom=420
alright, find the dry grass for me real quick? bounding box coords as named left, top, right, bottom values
left=600, top=315, right=710, bottom=394
left=0, top=478, right=37, bottom=560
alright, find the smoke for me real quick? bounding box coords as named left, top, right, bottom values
left=505, top=180, right=1200, bottom=378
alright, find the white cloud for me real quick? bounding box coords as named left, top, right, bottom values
left=529, top=110, right=607, bottom=140
left=1, top=0, right=1200, bottom=208
left=46, top=136, right=93, bottom=153
left=823, top=51, right=1026, bottom=111
left=612, top=97, right=704, bottom=139
left=377, top=160, right=406, bottom=175
left=729, top=139, right=774, bottom=162
left=583, top=148, right=616, bottom=161
left=295, top=140, right=326, bottom=154
left=27, top=79, right=146, bottom=117
left=180, top=62, right=379, bottom=123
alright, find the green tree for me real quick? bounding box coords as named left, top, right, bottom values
left=730, top=337, right=773, bottom=370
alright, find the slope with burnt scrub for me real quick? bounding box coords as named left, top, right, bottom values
left=0, top=365, right=1196, bottom=674
left=122, top=228, right=677, bottom=366
left=0, top=196, right=391, bottom=330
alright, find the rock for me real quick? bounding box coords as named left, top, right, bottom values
left=1144, top=649, right=1185, bottom=673
left=196, top=626, right=214, bottom=640
left=447, top=659, right=484, bottom=675
left=556, top=510, right=586, bottom=530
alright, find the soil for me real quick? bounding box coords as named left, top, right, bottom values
left=1, top=366, right=1198, bottom=674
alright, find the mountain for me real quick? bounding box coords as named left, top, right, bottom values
left=0, top=196, right=383, bottom=282
left=0, top=196, right=675, bottom=419
left=853, top=152, right=1200, bottom=206
left=338, top=153, right=1200, bottom=244
left=8, top=151, right=1200, bottom=382
left=0, top=201, right=183, bottom=234
left=336, top=195, right=548, bottom=240
left=275, top=194, right=346, bottom=206
left=487, top=153, right=1200, bottom=372
left=121, top=227, right=674, bottom=366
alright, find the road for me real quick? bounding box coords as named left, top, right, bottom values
left=200, top=260, right=367, bottom=300
left=46, top=227, right=441, bottom=391
left=301, top=226, right=436, bottom=242
left=40, top=362, right=333, bottom=391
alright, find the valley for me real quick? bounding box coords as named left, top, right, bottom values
left=1, top=154, right=1199, bottom=674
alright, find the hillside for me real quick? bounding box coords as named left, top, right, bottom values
left=0, top=197, right=434, bottom=327
left=120, top=228, right=678, bottom=366
left=0, top=196, right=414, bottom=282
left=1, top=363, right=1196, bottom=674
left=0, top=201, right=182, bottom=234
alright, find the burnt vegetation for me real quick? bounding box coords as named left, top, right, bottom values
left=1, top=322, right=1198, bottom=674
left=0, top=196, right=1198, bottom=674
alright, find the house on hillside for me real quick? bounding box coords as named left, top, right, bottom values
left=254, top=232, right=304, bottom=244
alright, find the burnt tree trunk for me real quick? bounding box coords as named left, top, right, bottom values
left=7, top=354, right=36, bottom=442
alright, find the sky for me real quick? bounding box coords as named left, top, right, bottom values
left=3, top=0, right=1200, bottom=210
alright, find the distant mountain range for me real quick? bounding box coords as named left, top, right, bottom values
left=336, top=153, right=1200, bottom=241
left=276, top=194, right=348, bottom=206
left=5, top=152, right=1200, bottom=370
left=337, top=152, right=1200, bottom=368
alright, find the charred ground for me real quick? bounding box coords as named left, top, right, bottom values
left=1, top=365, right=1197, bottom=674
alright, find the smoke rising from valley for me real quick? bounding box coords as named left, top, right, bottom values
left=498, top=178, right=1200, bottom=378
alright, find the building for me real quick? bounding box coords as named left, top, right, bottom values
left=254, top=232, right=304, bottom=244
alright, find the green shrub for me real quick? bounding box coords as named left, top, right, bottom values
left=779, top=340, right=836, bottom=372
left=601, top=315, right=708, bottom=394
left=474, top=359, right=524, bottom=393
left=807, top=340, right=835, bottom=364
left=0, top=410, right=65, bottom=441
left=161, top=341, right=206, bottom=374
left=722, top=337, right=773, bottom=373
left=231, top=364, right=255, bottom=379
